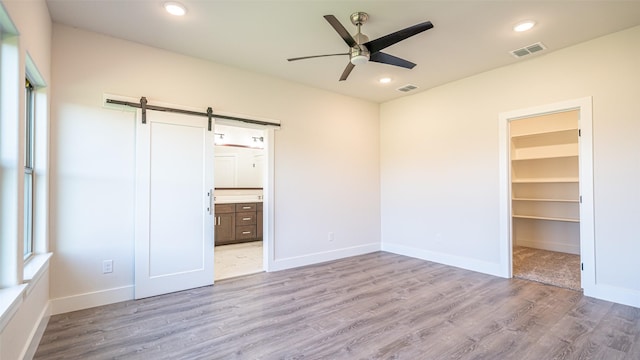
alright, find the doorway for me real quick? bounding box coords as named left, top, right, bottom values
left=124, top=95, right=278, bottom=298
left=213, top=124, right=267, bottom=280
left=498, top=97, right=595, bottom=294
left=509, top=110, right=581, bottom=290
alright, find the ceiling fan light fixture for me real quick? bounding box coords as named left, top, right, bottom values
left=513, top=20, right=536, bottom=32
left=164, top=2, right=186, bottom=16
left=350, top=45, right=370, bottom=66
left=351, top=54, right=369, bottom=66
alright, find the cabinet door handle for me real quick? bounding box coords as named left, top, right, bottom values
left=242, top=231, right=251, bottom=235
left=242, top=217, right=251, bottom=221
left=242, top=206, right=251, bottom=209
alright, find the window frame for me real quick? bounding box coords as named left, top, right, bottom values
left=23, top=78, right=35, bottom=261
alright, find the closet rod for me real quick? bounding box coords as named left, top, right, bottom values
left=105, top=97, right=281, bottom=128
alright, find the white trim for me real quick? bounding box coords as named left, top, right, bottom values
left=515, top=240, right=579, bottom=255
left=576, top=99, right=595, bottom=295
left=0, top=3, right=18, bottom=35
left=498, top=97, right=595, bottom=291
left=23, top=253, right=52, bottom=283
left=49, top=285, right=134, bottom=315
left=25, top=52, right=46, bottom=87
left=383, top=242, right=504, bottom=277
left=269, top=243, right=380, bottom=272
left=264, top=128, right=275, bottom=273
left=0, top=284, right=26, bottom=332
left=21, top=301, right=50, bottom=360
left=1, top=253, right=50, bottom=332
left=585, top=283, right=640, bottom=309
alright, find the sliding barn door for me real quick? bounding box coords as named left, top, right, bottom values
left=135, top=110, right=214, bottom=299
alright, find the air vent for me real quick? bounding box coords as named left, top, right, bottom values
left=510, top=42, right=547, bottom=58
left=397, top=84, right=419, bottom=92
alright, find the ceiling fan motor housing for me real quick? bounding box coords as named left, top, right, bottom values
left=350, top=12, right=370, bottom=65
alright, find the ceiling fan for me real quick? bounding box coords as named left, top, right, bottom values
left=287, top=12, right=434, bottom=81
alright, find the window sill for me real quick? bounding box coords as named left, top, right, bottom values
left=0, top=284, right=27, bottom=333
left=0, top=253, right=52, bottom=333
left=24, top=252, right=52, bottom=283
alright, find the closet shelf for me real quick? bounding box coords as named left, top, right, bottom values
left=510, top=110, right=580, bottom=253
left=512, top=198, right=579, bottom=203
left=513, top=215, right=580, bottom=223
left=512, top=154, right=578, bottom=161
left=512, top=177, right=579, bottom=183
left=510, top=127, right=578, bottom=140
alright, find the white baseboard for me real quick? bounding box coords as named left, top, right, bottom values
left=23, top=302, right=50, bottom=360
left=585, top=283, right=640, bottom=309
left=50, top=285, right=134, bottom=315
left=269, top=243, right=381, bottom=272
left=382, top=242, right=504, bottom=278
left=516, top=239, right=580, bottom=255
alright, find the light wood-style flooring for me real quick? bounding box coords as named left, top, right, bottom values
left=35, top=252, right=640, bottom=359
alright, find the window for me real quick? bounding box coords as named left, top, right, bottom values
left=24, top=78, right=34, bottom=260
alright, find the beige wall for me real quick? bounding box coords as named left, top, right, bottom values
left=49, top=24, right=381, bottom=311
left=381, top=25, right=640, bottom=306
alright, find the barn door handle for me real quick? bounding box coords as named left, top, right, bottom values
left=208, top=189, right=213, bottom=215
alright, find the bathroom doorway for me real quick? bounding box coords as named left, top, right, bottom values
left=213, top=123, right=268, bottom=280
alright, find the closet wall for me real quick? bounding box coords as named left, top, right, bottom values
left=510, top=110, right=580, bottom=254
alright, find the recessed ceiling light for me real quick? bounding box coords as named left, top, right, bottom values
left=513, top=20, right=536, bottom=32
left=379, top=77, right=392, bottom=84
left=164, top=2, right=186, bottom=16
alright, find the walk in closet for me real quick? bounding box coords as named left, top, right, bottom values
left=510, top=110, right=580, bottom=254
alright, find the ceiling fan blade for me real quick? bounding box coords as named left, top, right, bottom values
left=339, top=62, right=355, bottom=81
left=364, top=21, right=433, bottom=54
left=324, top=15, right=357, bottom=48
left=369, top=52, right=416, bottom=69
left=287, top=53, right=349, bottom=62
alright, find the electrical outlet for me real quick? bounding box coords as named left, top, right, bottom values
left=328, top=232, right=335, bottom=242
left=103, top=259, right=113, bottom=274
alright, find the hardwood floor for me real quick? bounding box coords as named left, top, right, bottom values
left=35, top=252, right=640, bottom=359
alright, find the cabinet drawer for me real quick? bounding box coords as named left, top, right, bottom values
left=236, top=212, right=256, bottom=225
left=214, top=203, right=235, bottom=214
left=235, top=203, right=256, bottom=212
left=236, top=225, right=256, bottom=240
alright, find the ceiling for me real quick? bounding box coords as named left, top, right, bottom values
left=45, top=1, right=640, bottom=103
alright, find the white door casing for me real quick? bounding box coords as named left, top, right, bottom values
left=135, top=109, right=215, bottom=299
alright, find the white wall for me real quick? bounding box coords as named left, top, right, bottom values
left=49, top=24, right=380, bottom=312
left=380, top=25, right=640, bottom=307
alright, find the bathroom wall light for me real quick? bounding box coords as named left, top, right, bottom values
left=164, top=2, right=186, bottom=16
